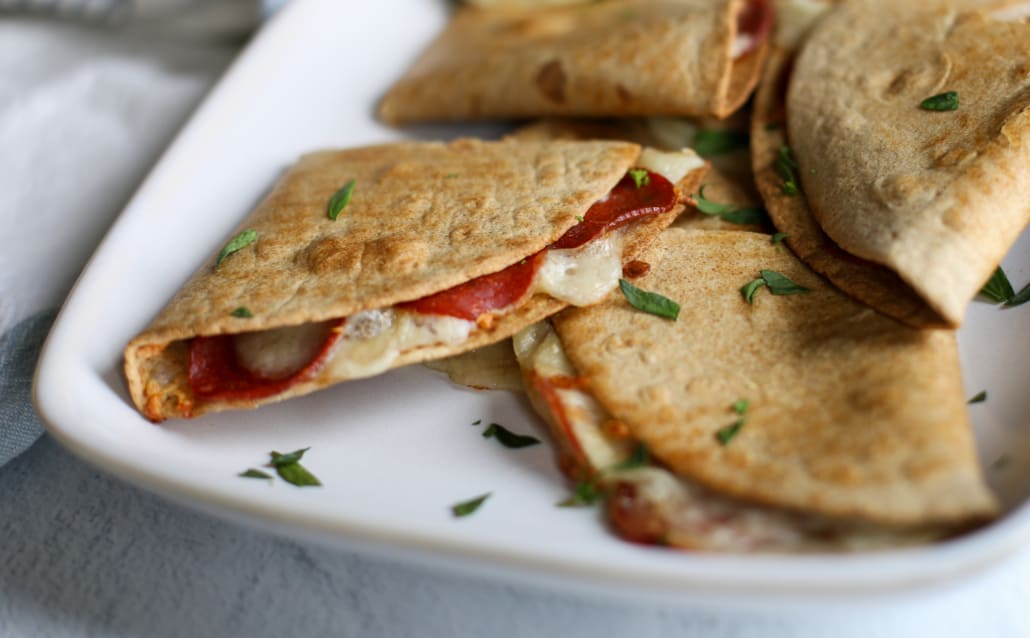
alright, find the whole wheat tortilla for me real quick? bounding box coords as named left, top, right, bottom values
left=125, top=137, right=679, bottom=421
left=752, top=48, right=949, bottom=328
left=552, top=228, right=997, bottom=527
left=378, top=0, right=769, bottom=123
left=785, top=0, right=1030, bottom=326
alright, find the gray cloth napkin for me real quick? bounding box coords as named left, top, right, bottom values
left=0, top=311, right=55, bottom=465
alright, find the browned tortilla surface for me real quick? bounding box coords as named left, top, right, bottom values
left=378, top=0, right=767, bottom=123
left=552, top=229, right=998, bottom=527
left=786, top=0, right=1030, bottom=325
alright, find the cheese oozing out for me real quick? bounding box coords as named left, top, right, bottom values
left=233, top=156, right=700, bottom=382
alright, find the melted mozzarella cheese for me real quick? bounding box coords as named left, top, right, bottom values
left=533, top=234, right=623, bottom=306
left=234, top=321, right=336, bottom=380
left=636, top=147, right=705, bottom=185
left=326, top=309, right=474, bottom=379
left=731, top=33, right=756, bottom=59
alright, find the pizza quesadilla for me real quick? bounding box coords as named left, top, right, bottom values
left=378, top=0, right=772, bottom=124
left=515, top=228, right=997, bottom=551
left=124, top=138, right=707, bottom=421
left=754, top=0, right=1030, bottom=327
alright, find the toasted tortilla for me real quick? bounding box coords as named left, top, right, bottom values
left=549, top=229, right=997, bottom=529
left=783, top=1, right=1030, bottom=326
left=126, top=137, right=697, bottom=421
left=378, top=0, right=770, bottom=123
left=752, top=48, right=950, bottom=328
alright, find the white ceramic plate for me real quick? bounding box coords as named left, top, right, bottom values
left=34, top=0, right=1030, bottom=604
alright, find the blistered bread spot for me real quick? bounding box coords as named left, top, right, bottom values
left=884, top=68, right=915, bottom=98
left=476, top=313, right=496, bottom=331
left=536, top=59, right=567, bottom=104
left=304, top=236, right=363, bottom=276
left=364, top=236, right=430, bottom=275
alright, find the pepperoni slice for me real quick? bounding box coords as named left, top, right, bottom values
left=735, top=0, right=773, bottom=56
left=406, top=169, right=675, bottom=319
left=399, top=253, right=544, bottom=322
left=188, top=319, right=344, bottom=401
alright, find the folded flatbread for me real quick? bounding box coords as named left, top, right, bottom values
left=515, top=228, right=997, bottom=551
left=755, top=0, right=1030, bottom=327
left=125, top=138, right=705, bottom=421
left=378, top=0, right=772, bottom=123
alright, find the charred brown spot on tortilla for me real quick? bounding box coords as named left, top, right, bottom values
left=615, top=84, right=633, bottom=106
left=622, top=259, right=651, bottom=279
left=303, top=235, right=363, bottom=276
left=536, top=60, right=567, bottom=105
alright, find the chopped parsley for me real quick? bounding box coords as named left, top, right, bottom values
left=268, top=448, right=321, bottom=487
left=575, top=215, right=585, bottom=222
left=612, top=443, right=650, bottom=471
left=327, top=179, right=356, bottom=220
left=920, top=91, right=959, bottom=112
left=215, top=229, right=258, bottom=268
left=693, top=185, right=769, bottom=225
left=716, top=399, right=750, bottom=446
left=230, top=306, right=253, bottom=318
left=771, top=232, right=789, bottom=245
left=619, top=278, right=680, bottom=320
left=776, top=146, right=802, bottom=196
left=628, top=168, right=650, bottom=188
left=482, top=423, right=541, bottom=449
left=471, top=419, right=481, bottom=426
left=980, top=266, right=1030, bottom=307
left=452, top=492, right=491, bottom=517
left=558, top=480, right=602, bottom=507
left=239, top=468, right=273, bottom=480
left=741, top=270, right=809, bottom=303
left=968, top=390, right=987, bottom=404
left=740, top=278, right=766, bottom=303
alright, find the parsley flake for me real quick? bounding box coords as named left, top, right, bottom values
left=776, top=146, right=802, bottom=196
left=267, top=448, right=321, bottom=487
left=760, top=269, right=810, bottom=295
left=558, top=480, right=602, bottom=507
left=740, top=278, right=766, bottom=304
left=771, top=232, right=789, bottom=245
left=215, top=229, right=258, bottom=268
left=575, top=215, right=585, bottom=222
left=980, top=267, right=1014, bottom=303
left=968, top=390, right=987, bottom=404
left=452, top=492, right=491, bottom=517
left=732, top=398, right=750, bottom=415
left=920, top=91, right=959, bottom=112
left=612, top=443, right=650, bottom=471
left=239, top=468, right=273, bottom=480
left=628, top=169, right=650, bottom=188
left=619, top=278, right=680, bottom=320
left=482, top=423, right=541, bottom=449
left=230, top=306, right=253, bottom=318
left=716, top=420, right=745, bottom=445
left=327, top=179, right=356, bottom=220
left=471, top=419, right=481, bottom=426
left=693, top=185, right=769, bottom=225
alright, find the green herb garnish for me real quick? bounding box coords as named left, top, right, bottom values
left=731, top=398, right=750, bottom=415
left=920, top=91, right=959, bottom=112
left=1009, top=284, right=1030, bottom=307
left=628, top=169, right=650, bottom=188
left=715, top=420, right=746, bottom=445
left=760, top=269, right=810, bottom=295
left=968, top=391, right=987, bottom=404
left=482, top=423, right=541, bottom=449
left=452, top=492, right=491, bottom=517
left=230, top=306, right=253, bottom=318
left=741, top=270, right=809, bottom=303
left=740, top=278, right=766, bottom=303
left=776, top=146, right=801, bottom=196
left=558, top=480, right=602, bottom=507
left=268, top=448, right=321, bottom=487
left=693, top=185, right=769, bottom=225
left=980, top=267, right=1014, bottom=303
left=445, top=172, right=459, bottom=179
left=612, top=443, right=650, bottom=471
left=327, top=179, right=356, bottom=220
left=471, top=419, right=481, bottom=426
left=215, top=229, right=258, bottom=268
left=693, top=129, right=749, bottom=157
left=618, top=278, right=680, bottom=320
left=575, top=215, right=585, bottom=222
left=771, top=232, right=789, bottom=245
left=239, top=468, right=273, bottom=480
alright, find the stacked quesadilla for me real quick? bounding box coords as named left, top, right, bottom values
left=125, top=138, right=707, bottom=421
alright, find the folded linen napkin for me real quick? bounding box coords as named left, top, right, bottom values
left=0, top=5, right=247, bottom=465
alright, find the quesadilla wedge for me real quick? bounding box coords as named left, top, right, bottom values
left=378, top=0, right=772, bottom=124
left=125, top=138, right=706, bottom=421
left=515, top=228, right=997, bottom=551
left=756, top=0, right=1030, bottom=327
